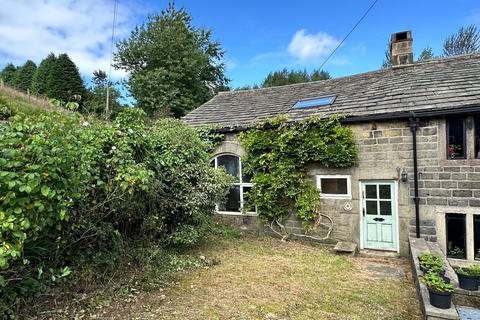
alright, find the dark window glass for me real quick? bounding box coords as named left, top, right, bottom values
left=217, top=155, right=240, bottom=181
left=379, top=185, right=391, bottom=199
left=447, top=117, right=466, bottom=159
left=219, top=186, right=240, bottom=212
left=446, top=213, right=466, bottom=259
left=475, top=215, right=480, bottom=260
left=475, top=116, right=480, bottom=159
left=366, top=200, right=378, bottom=215
left=365, top=185, right=377, bottom=199
left=242, top=165, right=252, bottom=183
left=321, top=178, right=348, bottom=195
left=379, top=201, right=392, bottom=215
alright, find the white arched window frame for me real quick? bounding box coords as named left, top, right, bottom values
left=211, top=153, right=256, bottom=215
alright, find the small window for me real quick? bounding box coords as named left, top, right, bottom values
left=316, top=175, right=351, bottom=199
left=475, top=215, right=480, bottom=260
left=446, top=213, right=466, bottom=259
left=293, top=95, right=336, bottom=109
left=446, top=117, right=466, bottom=159
left=212, top=154, right=255, bottom=214
left=474, top=116, right=480, bottom=159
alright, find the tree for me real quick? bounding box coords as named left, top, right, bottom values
left=46, top=53, right=86, bottom=102
left=83, top=69, right=124, bottom=117
left=114, top=3, right=228, bottom=118
left=417, top=47, right=435, bottom=62
left=0, top=63, right=17, bottom=86
left=443, top=24, right=480, bottom=57
left=382, top=39, right=392, bottom=68
left=31, top=53, right=57, bottom=96
left=261, top=68, right=330, bottom=88
left=13, top=60, right=37, bottom=92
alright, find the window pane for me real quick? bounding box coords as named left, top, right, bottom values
left=446, top=213, right=466, bottom=259
left=217, top=155, right=240, bottom=181
left=365, top=185, right=377, bottom=199
left=242, top=186, right=255, bottom=212
left=379, top=201, right=392, bottom=215
left=321, top=178, right=348, bottom=195
left=242, top=163, right=252, bottom=183
left=366, top=200, right=378, bottom=215
left=475, top=116, right=480, bottom=159
left=379, top=185, right=391, bottom=199
left=218, top=186, right=240, bottom=212
left=475, top=215, right=480, bottom=260
left=447, top=118, right=466, bottom=159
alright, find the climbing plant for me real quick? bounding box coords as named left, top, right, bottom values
left=239, top=115, right=357, bottom=237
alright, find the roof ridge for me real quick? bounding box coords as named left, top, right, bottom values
left=219, top=52, right=480, bottom=96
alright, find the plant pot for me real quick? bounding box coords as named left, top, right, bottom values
left=441, top=275, right=451, bottom=284
left=457, top=273, right=479, bottom=291
left=428, top=288, right=452, bottom=309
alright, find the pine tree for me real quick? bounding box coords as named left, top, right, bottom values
left=31, top=53, right=57, bottom=96
left=261, top=68, right=330, bottom=88
left=46, top=53, right=86, bottom=102
left=443, top=24, right=480, bottom=57
left=0, top=63, right=17, bottom=86
left=417, top=47, right=435, bottom=61
left=13, top=60, right=37, bottom=92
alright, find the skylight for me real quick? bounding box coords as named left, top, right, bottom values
left=292, top=95, right=336, bottom=109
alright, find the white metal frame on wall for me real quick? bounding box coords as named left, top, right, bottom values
left=316, top=174, right=352, bottom=199
left=212, top=153, right=256, bottom=216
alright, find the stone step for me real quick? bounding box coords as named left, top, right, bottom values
left=358, top=249, right=400, bottom=259
left=333, top=241, right=357, bottom=256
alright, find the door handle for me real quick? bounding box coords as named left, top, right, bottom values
left=373, top=217, right=385, bottom=222
left=362, top=208, right=365, bottom=217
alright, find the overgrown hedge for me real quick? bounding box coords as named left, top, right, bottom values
left=0, top=108, right=231, bottom=315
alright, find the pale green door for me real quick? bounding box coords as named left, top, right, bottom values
left=361, top=181, right=398, bottom=251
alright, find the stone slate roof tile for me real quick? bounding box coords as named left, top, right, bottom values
left=184, top=53, right=480, bottom=127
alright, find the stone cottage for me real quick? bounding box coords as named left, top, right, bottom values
left=184, top=31, right=480, bottom=260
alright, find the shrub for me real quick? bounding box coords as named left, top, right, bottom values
left=421, top=272, right=453, bottom=293
left=0, top=107, right=231, bottom=315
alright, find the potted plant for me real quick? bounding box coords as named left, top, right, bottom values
left=418, top=253, right=443, bottom=274
left=421, top=272, right=454, bottom=309
left=448, top=247, right=465, bottom=259
left=456, top=266, right=479, bottom=291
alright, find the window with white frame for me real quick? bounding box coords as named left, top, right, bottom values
left=316, top=175, right=352, bottom=199
left=211, top=154, right=256, bottom=214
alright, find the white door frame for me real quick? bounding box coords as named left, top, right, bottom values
left=358, top=180, right=400, bottom=253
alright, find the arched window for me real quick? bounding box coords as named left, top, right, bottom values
left=211, top=154, right=256, bottom=214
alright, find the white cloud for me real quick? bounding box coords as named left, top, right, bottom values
left=287, top=29, right=340, bottom=61
left=0, top=0, right=139, bottom=80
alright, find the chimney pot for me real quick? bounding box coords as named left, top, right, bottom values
left=390, top=30, right=413, bottom=67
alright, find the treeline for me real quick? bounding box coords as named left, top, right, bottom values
left=0, top=53, right=124, bottom=117
left=235, top=68, right=331, bottom=90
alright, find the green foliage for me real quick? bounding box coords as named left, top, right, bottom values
left=12, top=60, right=37, bottom=92
left=261, top=68, right=330, bottom=88
left=456, top=264, right=480, bottom=276
left=83, top=69, right=124, bottom=118
left=0, top=63, right=17, bottom=86
left=114, top=2, right=228, bottom=118
left=421, top=272, right=454, bottom=293
left=417, top=252, right=443, bottom=273
left=443, top=24, right=480, bottom=57
left=46, top=53, right=86, bottom=102
left=31, top=53, right=57, bottom=96
left=239, top=115, right=357, bottom=223
left=196, top=125, right=225, bottom=152
left=417, top=47, right=435, bottom=61
left=0, top=107, right=231, bottom=314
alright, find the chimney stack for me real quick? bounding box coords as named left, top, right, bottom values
left=390, top=31, right=413, bottom=66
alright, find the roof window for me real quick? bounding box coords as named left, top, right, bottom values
left=292, top=95, right=336, bottom=109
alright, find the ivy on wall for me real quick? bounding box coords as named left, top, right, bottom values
left=239, top=115, right=358, bottom=232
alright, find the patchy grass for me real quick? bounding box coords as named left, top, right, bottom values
left=62, top=236, right=420, bottom=320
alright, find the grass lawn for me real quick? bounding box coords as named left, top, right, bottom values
left=85, top=236, right=420, bottom=320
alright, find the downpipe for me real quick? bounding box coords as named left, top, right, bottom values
left=409, top=114, right=421, bottom=238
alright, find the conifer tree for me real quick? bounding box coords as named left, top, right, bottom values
left=46, top=53, right=86, bottom=102
left=0, top=63, right=17, bottom=86
left=13, top=60, right=37, bottom=92
left=31, top=53, right=57, bottom=96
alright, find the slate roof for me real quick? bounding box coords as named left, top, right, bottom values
left=184, top=53, right=480, bottom=128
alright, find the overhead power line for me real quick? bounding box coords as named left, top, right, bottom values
left=318, top=0, right=379, bottom=70
left=106, top=0, right=119, bottom=119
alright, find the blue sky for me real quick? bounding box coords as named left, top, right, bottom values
left=1, top=0, right=480, bottom=90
